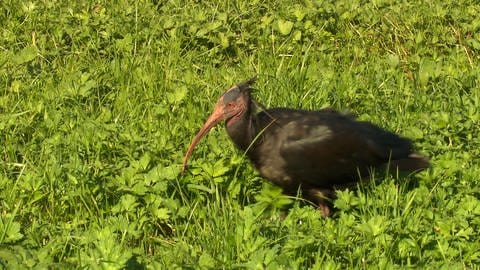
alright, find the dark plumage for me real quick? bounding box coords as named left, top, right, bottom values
left=182, top=77, right=429, bottom=216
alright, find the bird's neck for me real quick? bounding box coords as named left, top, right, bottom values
left=225, top=110, right=257, bottom=153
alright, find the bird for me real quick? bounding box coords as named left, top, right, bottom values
left=182, top=77, right=430, bottom=216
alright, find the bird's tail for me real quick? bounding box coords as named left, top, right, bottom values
left=389, top=153, right=430, bottom=172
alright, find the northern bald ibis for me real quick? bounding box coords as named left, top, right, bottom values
left=182, top=77, right=429, bottom=216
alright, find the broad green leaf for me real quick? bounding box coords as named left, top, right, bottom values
left=9, top=80, right=22, bottom=93
left=139, top=153, right=151, bottom=170
left=0, top=218, right=23, bottom=244
left=153, top=208, right=170, bottom=220
left=187, top=184, right=214, bottom=194
left=293, top=7, right=306, bottom=21
left=403, top=126, right=424, bottom=139
left=293, top=30, right=302, bottom=41
left=167, top=86, right=187, bottom=104
left=199, top=252, right=215, bottom=268
left=277, top=19, right=294, bottom=36
left=386, top=54, right=400, bottom=68
left=12, top=46, right=37, bottom=65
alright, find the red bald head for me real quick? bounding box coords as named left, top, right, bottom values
left=182, top=77, right=257, bottom=174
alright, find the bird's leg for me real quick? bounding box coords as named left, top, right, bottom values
left=305, top=188, right=335, bottom=218
left=318, top=202, right=331, bottom=217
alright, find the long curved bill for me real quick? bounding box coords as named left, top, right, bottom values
left=182, top=100, right=226, bottom=175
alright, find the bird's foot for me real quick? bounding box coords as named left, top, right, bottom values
left=318, top=203, right=331, bottom=217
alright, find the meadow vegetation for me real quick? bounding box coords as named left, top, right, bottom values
left=1, top=0, right=480, bottom=268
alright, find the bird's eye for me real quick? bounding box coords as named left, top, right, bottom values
left=226, top=102, right=234, bottom=108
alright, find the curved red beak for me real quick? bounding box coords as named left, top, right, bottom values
left=182, top=100, right=227, bottom=175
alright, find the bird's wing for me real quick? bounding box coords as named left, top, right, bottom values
left=277, top=113, right=393, bottom=186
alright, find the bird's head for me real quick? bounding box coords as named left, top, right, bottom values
left=182, top=77, right=257, bottom=174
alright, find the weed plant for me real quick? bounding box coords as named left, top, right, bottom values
left=1, top=0, right=480, bottom=268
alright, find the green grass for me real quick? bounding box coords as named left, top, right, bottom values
left=1, top=0, right=480, bottom=268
